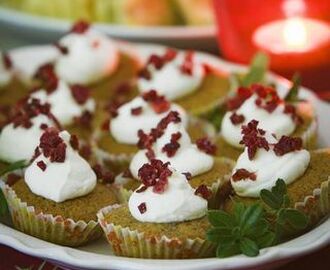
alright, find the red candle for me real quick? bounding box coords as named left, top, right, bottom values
left=213, top=0, right=330, bottom=92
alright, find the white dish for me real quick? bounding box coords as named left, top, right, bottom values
left=0, top=43, right=329, bottom=270
left=0, top=7, right=217, bottom=51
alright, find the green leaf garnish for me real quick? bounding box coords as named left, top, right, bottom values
left=0, top=160, right=28, bottom=177
left=207, top=179, right=309, bottom=258
left=0, top=189, right=8, bottom=217
left=285, top=73, right=301, bottom=102
left=241, top=52, right=269, bottom=87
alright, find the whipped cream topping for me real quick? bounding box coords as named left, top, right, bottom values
left=0, top=52, right=13, bottom=87
left=129, top=168, right=207, bottom=223
left=25, top=130, right=96, bottom=203
left=137, top=50, right=205, bottom=100
left=231, top=146, right=310, bottom=198
left=0, top=115, right=55, bottom=163
left=130, top=120, right=214, bottom=179
left=110, top=96, right=188, bottom=144
left=55, top=29, right=119, bottom=85
left=31, top=80, right=95, bottom=126
left=221, top=94, right=296, bottom=148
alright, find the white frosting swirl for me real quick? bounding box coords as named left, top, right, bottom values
left=221, top=94, right=296, bottom=148
left=130, top=121, right=214, bottom=179
left=110, top=96, right=188, bottom=144
left=0, top=115, right=55, bottom=163
left=231, top=147, right=310, bottom=198
left=128, top=170, right=207, bottom=223
left=137, top=52, right=205, bottom=100
left=25, top=131, right=96, bottom=203
left=0, top=52, right=13, bottom=87
left=55, top=29, right=119, bottom=85
left=31, top=80, right=95, bottom=126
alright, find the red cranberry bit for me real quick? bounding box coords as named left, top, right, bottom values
left=74, top=111, right=93, bottom=129
left=131, top=106, right=143, bottom=116
left=40, top=123, right=48, bottom=130
left=195, top=185, right=212, bottom=199
left=69, top=134, right=79, bottom=150
left=138, top=202, right=147, bottom=214
left=138, top=159, right=172, bottom=194
left=202, top=63, right=214, bottom=75
left=6, top=173, right=21, bottom=186
left=196, top=137, right=217, bottom=155
left=39, top=128, right=66, bottom=163
left=162, top=132, right=181, bottom=157
left=79, top=144, right=92, bottom=161
left=137, top=129, right=155, bottom=149
left=157, top=111, right=181, bottom=130
left=54, top=42, right=68, bottom=55
left=163, top=48, right=177, bottom=62
left=37, top=161, right=47, bottom=171
left=142, top=90, right=170, bottom=114
left=148, top=54, right=165, bottom=70
left=34, top=63, right=58, bottom=93
left=273, top=136, right=303, bottom=156
left=226, top=87, right=253, bottom=111
left=92, top=164, right=103, bottom=179
left=70, top=84, right=90, bottom=105
left=70, top=20, right=90, bottom=34
left=137, top=67, right=152, bottom=80
left=182, top=172, right=192, bottom=181
left=2, top=53, right=12, bottom=70
left=101, top=118, right=110, bottom=131
left=240, top=120, right=269, bottom=160
left=230, top=112, right=245, bottom=125
left=180, top=51, right=194, bottom=76
left=253, top=85, right=282, bottom=113
left=232, top=169, right=257, bottom=182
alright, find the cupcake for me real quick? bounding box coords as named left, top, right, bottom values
left=174, top=0, right=214, bottom=25
left=224, top=120, right=330, bottom=226
left=0, top=98, right=59, bottom=169
left=97, top=159, right=215, bottom=259
left=215, top=84, right=317, bottom=160
left=31, top=64, right=97, bottom=141
left=136, top=48, right=230, bottom=116
left=53, top=21, right=140, bottom=102
left=0, top=128, right=119, bottom=246
left=115, top=110, right=234, bottom=206
left=94, top=90, right=216, bottom=170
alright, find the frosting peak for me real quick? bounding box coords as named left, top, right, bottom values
left=25, top=129, right=96, bottom=203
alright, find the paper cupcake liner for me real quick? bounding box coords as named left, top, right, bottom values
left=97, top=204, right=215, bottom=259
left=115, top=157, right=235, bottom=208
left=0, top=182, right=102, bottom=247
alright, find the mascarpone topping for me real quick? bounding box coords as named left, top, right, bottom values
left=128, top=169, right=207, bottom=223
left=0, top=115, right=55, bottom=163
left=130, top=121, right=214, bottom=179
left=25, top=130, right=96, bottom=203
left=221, top=94, right=296, bottom=148
left=31, top=80, right=95, bottom=126
left=55, top=29, right=119, bottom=85
left=137, top=51, right=205, bottom=100
left=0, top=52, right=13, bottom=87
left=110, top=96, right=188, bottom=144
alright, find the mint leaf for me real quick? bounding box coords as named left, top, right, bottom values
left=216, top=242, right=240, bottom=258
left=0, top=189, right=8, bottom=217
left=260, top=189, right=282, bottom=210
left=280, top=209, right=309, bottom=230
left=234, top=202, right=245, bottom=223
left=256, top=231, right=276, bottom=248
left=285, top=73, right=301, bottom=102
left=208, top=210, right=235, bottom=228
left=240, top=204, right=264, bottom=232
left=271, top=179, right=287, bottom=198
left=0, top=160, right=27, bottom=177
left=241, top=52, right=269, bottom=87
left=206, top=227, right=233, bottom=242
left=239, top=237, right=259, bottom=257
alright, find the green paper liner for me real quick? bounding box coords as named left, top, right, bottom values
left=97, top=204, right=215, bottom=259
left=115, top=157, right=235, bottom=208
left=0, top=182, right=102, bottom=247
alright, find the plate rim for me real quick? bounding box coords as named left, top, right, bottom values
left=0, top=43, right=329, bottom=270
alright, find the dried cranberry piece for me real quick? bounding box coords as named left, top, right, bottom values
left=142, top=90, right=170, bottom=114
left=6, top=173, right=20, bottom=186
left=101, top=118, right=110, bottom=131
left=195, top=185, right=212, bottom=199
left=226, top=87, right=253, bottom=111
left=232, top=169, right=257, bottom=182
left=137, top=129, right=155, bottom=149
left=148, top=54, right=165, bottom=70
left=131, top=106, right=143, bottom=116
left=138, top=202, right=147, bottom=214
left=39, top=128, right=66, bottom=163
left=162, top=132, right=181, bottom=157
left=54, top=42, right=68, bottom=55
left=40, top=123, right=48, bottom=130
left=70, top=84, right=90, bottom=105
left=163, top=48, right=177, bottom=62
left=50, top=142, right=66, bottom=162
left=273, top=136, right=303, bottom=156
left=69, top=134, right=79, bottom=150
left=196, top=137, right=217, bottom=155
left=157, top=111, right=181, bottom=130
left=37, top=161, right=47, bottom=171
left=92, top=164, right=114, bottom=184
left=92, top=164, right=103, bottom=179
left=180, top=51, right=194, bottom=76
left=145, top=149, right=155, bottom=160
left=182, top=172, right=192, bottom=181
left=240, top=120, right=269, bottom=160
left=230, top=112, right=245, bottom=125
left=70, top=20, right=90, bottom=34
left=79, top=144, right=92, bottom=161
left=34, top=63, right=58, bottom=93
left=2, top=53, right=12, bottom=70
left=137, top=67, right=152, bottom=80
left=74, top=111, right=93, bottom=129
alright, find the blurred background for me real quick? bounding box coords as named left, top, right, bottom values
left=0, top=0, right=329, bottom=94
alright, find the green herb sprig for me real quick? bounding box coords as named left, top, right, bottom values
left=285, top=73, right=301, bottom=102
left=207, top=179, right=309, bottom=258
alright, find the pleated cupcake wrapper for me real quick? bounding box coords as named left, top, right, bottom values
left=115, top=157, right=235, bottom=208
left=0, top=182, right=102, bottom=247
left=92, top=116, right=217, bottom=167
left=97, top=204, right=215, bottom=259
left=301, top=116, right=318, bottom=150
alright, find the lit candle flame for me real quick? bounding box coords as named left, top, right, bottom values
left=283, top=17, right=307, bottom=49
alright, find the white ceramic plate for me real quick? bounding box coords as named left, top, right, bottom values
left=0, top=6, right=217, bottom=51
left=0, top=44, right=329, bottom=270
